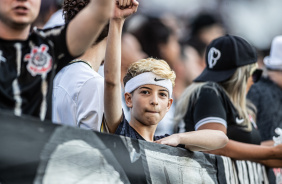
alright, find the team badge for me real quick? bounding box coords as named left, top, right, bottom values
left=24, top=44, right=52, bottom=76
left=208, top=47, right=221, bottom=69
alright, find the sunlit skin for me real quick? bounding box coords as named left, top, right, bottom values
left=0, top=0, right=40, bottom=40
left=124, top=84, right=173, bottom=141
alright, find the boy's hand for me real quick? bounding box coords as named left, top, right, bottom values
left=113, top=0, right=139, bottom=20
left=154, top=134, right=181, bottom=147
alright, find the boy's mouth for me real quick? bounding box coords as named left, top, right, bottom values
left=146, top=110, right=159, bottom=113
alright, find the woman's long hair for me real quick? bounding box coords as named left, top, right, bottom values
left=174, top=63, right=257, bottom=132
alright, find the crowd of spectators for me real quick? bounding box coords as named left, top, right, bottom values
left=1, top=0, right=282, bottom=182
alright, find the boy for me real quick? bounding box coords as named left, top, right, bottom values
left=103, top=12, right=228, bottom=150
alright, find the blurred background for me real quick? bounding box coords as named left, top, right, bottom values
left=138, top=0, right=282, bottom=50
left=36, top=0, right=282, bottom=50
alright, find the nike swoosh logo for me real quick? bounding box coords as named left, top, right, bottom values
left=154, top=78, right=165, bottom=81
left=236, top=117, right=244, bottom=124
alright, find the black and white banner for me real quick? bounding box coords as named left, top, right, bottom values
left=0, top=111, right=278, bottom=184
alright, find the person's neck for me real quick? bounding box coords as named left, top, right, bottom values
left=79, top=38, right=107, bottom=72
left=129, top=118, right=157, bottom=142
left=0, top=21, right=31, bottom=40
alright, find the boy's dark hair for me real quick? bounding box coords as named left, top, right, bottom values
left=63, top=0, right=109, bottom=44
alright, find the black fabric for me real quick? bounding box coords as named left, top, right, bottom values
left=0, top=111, right=57, bottom=183
left=194, top=34, right=257, bottom=82
left=0, top=111, right=273, bottom=184
left=0, top=25, right=75, bottom=120
left=193, top=86, right=228, bottom=123
left=247, top=77, right=282, bottom=141
left=96, top=133, right=147, bottom=184
left=182, top=82, right=261, bottom=145
left=115, top=112, right=170, bottom=141
left=0, top=111, right=220, bottom=184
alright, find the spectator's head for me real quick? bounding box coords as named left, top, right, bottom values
left=194, top=35, right=258, bottom=84
left=123, top=58, right=175, bottom=125
left=132, top=17, right=180, bottom=68
left=194, top=35, right=259, bottom=130
left=63, top=0, right=109, bottom=44
left=195, top=34, right=260, bottom=98
left=63, top=0, right=88, bottom=24
left=124, top=58, right=176, bottom=96
left=0, top=0, right=41, bottom=29
left=121, top=33, right=147, bottom=75
left=190, top=13, right=225, bottom=45
left=263, top=35, right=282, bottom=88
left=263, top=35, right=282, bottom=71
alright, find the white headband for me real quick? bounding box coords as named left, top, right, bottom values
left=124, top=72, right=173, bottom=98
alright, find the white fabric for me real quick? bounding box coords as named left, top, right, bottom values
left=124, top=72, right=173, bottom=98
left=195, top=117, right=227, bottom=130
left=263, top=35, right=282, bottom=70
left=52, top=62, right=104, bottom=131
left=44, top=9, right=65, bottom=29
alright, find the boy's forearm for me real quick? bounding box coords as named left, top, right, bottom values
left=104, top=19, right=124, bottom=85
left=103, top=19, right=124, bottom=133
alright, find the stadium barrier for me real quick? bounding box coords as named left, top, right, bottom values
left=0, top=111, right=277, bottom=184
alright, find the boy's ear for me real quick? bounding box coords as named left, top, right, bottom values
left=124, top=92, right=133, bottom=108
left=166, top=98, right=173, bottom=112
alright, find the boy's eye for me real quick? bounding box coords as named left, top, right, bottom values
left=160, top=92, right=168, bottom=97
left=141, top=90, right=149, bottom=94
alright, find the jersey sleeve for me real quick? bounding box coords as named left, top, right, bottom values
left=42, top=24, right=76, bottom=72
left=193, top=87, right=227, bottom=130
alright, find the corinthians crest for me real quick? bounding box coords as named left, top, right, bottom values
left=24, top=44, right=52, bottom=76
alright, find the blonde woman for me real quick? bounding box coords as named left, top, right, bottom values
left=174, top=35, right=282, bottom=167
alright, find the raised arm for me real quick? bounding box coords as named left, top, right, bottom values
left=67, top=0, right=114, bottom=57
left=155, top=130, right=229, bottom=151
left=104, top=0, right=139, bottom=133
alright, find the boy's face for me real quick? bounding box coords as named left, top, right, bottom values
left=125, top=84, right=173, bottom=126
left=0, top=0, right=40, bottom=28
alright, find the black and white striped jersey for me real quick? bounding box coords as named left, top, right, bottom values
left=0, top=25, right=74, bottom=121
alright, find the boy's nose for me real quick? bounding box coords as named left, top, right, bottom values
left=150, top=94, right=159, bottom=105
